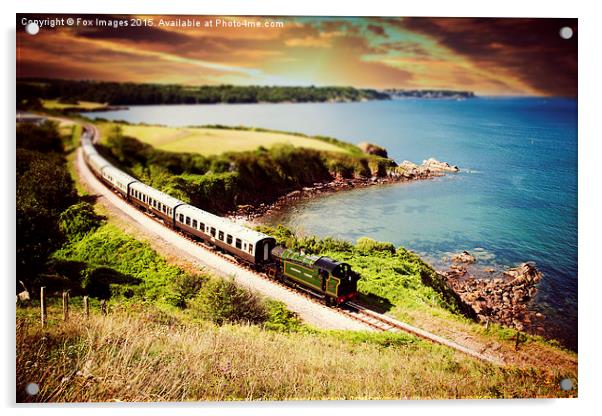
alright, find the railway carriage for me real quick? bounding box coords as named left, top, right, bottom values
left=174, top=204, right=276, bottom=265
left=85, top=153, right=110, bottom=177
left=101, top=165, right=138, bottom=197
left=129, top=181, right=185, bottom=224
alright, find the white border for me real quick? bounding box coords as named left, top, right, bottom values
left=3, top=1, right=601, bottom=415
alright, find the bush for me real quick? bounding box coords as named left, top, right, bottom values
left=170, top=272, right=208, bottom=307
left=356, top=237, right=396, bottom=254
left=188, top=277, right=268, bottom=325
left=263, top=300, right=304, bottom=332
left=59, top=202, right=104, bottom=241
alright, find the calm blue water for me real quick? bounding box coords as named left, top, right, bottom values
left=85, top=98, right=578, bottom=348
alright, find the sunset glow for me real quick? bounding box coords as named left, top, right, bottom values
left=17, top=15, right=577, bottom=96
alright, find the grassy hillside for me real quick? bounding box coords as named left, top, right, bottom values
left=16, top=303, right=574, bottom=402
left=93, top=123, right=393, bottom=214
left=42, top=100, right=107, bottom=111
left=98, top=123, right=349, bottom=156
left=16, top=117, right=577, bottom=402
left=256, top=226, right=578, bottom=373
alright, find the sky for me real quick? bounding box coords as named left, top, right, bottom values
left=17, top=15, right=578, bottom=96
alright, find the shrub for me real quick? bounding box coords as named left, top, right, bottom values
left=356, top=237, right=396, bottom=254
left=59, top=202, right=104, bottom=241
left=170, top=272, right=208, bottom=307
left=188, top=277, right=268, bottom=325
left=263, top=300, right=304, bottom=332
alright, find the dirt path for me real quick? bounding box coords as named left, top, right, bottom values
left=75, top=147, right=372, bottom=332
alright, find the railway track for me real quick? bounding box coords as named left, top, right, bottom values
left=81, top=123, right=505, bottom=366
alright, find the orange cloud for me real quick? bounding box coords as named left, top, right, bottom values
left=16, top=15, right=577, bottom=95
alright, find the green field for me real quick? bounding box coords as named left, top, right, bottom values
left=42, top=99, right=107, bottom=110
left=100, top=123, right=349, bottom=156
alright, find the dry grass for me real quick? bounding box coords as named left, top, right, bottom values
left=16, top=304, right=576, bottom=402
left=98, top=123, right=348, bottom=155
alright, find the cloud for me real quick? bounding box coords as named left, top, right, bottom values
left=400, top=17, right=578, bottom=96
left=16, top=15, right=577, bottom=96
left=367, top=24, right=387, bottom=38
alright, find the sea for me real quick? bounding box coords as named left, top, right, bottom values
left=84, top=97, right=578, bottom=349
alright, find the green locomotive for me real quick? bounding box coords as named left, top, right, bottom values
left=268, top=246, right=360, bottom=304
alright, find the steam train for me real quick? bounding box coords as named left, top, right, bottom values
left=81, top=126, right=360, bottom=304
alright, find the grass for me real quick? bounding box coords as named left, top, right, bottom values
left=42, top=99, right=107, bottom=111
left=256, top=228, right=578, bottom=373
left=97, top=122, right=350, bottom=156
left=51, top=223, right=198, bottom=305
left=16, top=302, right=576, bottom=402
left=22, top=115, right=575, bottom=402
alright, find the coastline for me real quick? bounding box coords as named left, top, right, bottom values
left=230, top=159, right=559, bottom=348
left=230, top=158, right=459, bottom=223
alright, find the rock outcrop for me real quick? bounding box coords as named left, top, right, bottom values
left=440, top=262, right=544, bottom=333
left=422, top=158, right=459, bottom=172
left=451, top=250, right=476, bottom=264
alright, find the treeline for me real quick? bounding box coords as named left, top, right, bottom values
left=17, top=78, right=390, bottom=107
left=99, top=126, right=395, bottom=214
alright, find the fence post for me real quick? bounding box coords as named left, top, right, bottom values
left=40, top=287, right=47, bottom=328
left=62, top=291, right=69, bottom=321
left=100, top=299, right=107, bottom=316
left=83, top=296, right=89, bottom=319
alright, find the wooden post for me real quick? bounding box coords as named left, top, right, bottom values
left=83, top=296, right=89, bottom=319
left=62, top=291, right=69, bottom=321
left=40, top=287, right=47, bottom=328
left=514, top=331, right=521, bottom=351
left=100, top=299, right=107, bottom=316
left=485, top=319, right=490, bottom=331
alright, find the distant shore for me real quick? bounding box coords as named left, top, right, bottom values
left=230, top=158, right=459, bottom=222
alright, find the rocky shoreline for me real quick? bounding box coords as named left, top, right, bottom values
left=231, top=158, right=459, bottom=221
left=229, top=154, right=549, bottom=341
left=440, top=257, right=546, bottom=335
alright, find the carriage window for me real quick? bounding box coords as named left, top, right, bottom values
left=218, top=231, right=224, bottom=241
left=243, top=243, right=247, bottom=251
left=185, top=216, right=191, bottom=226
left=179, top=214, right=184, bottom=222
left=199, top=222, right=205, bottom=232
left=192, top=219, right=198, bottom=228
left=248, top=245, right=253, bottom=254
left=235, top=238, right=242, bottom=249
left=226, top=234, right=233, bottom=245
left=210, top=227, right=216, bottom=237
